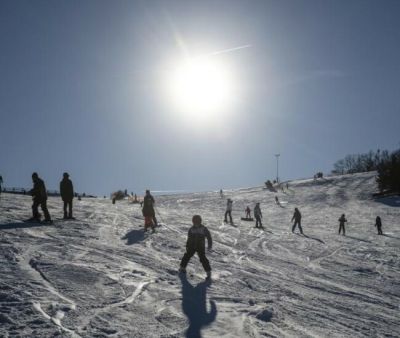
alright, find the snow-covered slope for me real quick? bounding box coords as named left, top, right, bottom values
left=1, top=172, right=399, bottom=337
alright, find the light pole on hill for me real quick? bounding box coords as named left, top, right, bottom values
left=275, top=154, right=280, bottom=183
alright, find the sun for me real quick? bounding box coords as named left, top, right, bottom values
left=165, top=56, right=235, bottom=124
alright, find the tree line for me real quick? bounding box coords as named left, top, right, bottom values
left=332, top=148, right=400, bottom=194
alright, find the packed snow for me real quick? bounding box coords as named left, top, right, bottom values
left=0, top=172, right=399, bottom=337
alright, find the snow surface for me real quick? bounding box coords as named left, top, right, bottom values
left=1, top=172, right=399, bottom=338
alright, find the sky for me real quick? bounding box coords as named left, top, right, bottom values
left=1, top=0, right=399, bottom=196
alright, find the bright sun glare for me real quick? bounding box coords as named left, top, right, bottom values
left=166, top=56, right=235, bottom=124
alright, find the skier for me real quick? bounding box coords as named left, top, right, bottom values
left=254, top=203, right=263, bottom=228
left=29, top=172, right=52, bottom=223
left=142, top=189, right=157, bottom=231
left=0, top=175, right=3, bottom=195
left=245, top=206, right=251, bottom=219
left=291, top=207, right=303, bottom=234
left=375, top=216, right=383, bottom=235
left=338, top=214, right=347, bottom=235
left=179, top=215, right=212, bottom=280
left=60, top=172, right=74, bottom=219
left=224, top=198, right=233, bottom=224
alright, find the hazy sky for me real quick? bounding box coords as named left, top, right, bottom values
left=1, top=0, right=399, bottom=196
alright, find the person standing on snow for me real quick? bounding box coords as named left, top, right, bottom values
left=179, top=215, right=212, bottom=280
left=60, top=172, right=74, bottom=219
left=254, top=203, right=263, bottom=228
left=224, top=198, right=233, bottom=224
left=0, top=175, right=3, bottom=195
left=338, top=214, right=347, bottom=235
left=245, top=206, right=251, bottom=218
left=29, top=172, right=52, bottom=223
left=291, top=207, right=303, bottom=234
left=375, top=216, right=383, bottom=235
left=142, top=189, right=157, bottom=232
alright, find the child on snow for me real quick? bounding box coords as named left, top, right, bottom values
left=291, top=207, right=303, bottom=234
left=338, top=214, right=347, bottom=235
left=179, top=215, right=212, bottom=280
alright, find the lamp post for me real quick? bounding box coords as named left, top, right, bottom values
left=275, top=154, right=280, bottom=183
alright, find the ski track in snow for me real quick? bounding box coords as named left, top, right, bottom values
left=0, top=172, right=400, bottom=337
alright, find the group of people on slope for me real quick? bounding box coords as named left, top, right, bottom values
left=28, top=172, right=74, bottom=223
left=224, top=198, right=384, bottom=236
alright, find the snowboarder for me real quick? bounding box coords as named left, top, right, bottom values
left=291, top=207, right=303, bottom=234
left=375, top=216, right=383, bottom=235
left=29, top=172, right=52, bottom=223
left=142, top=189, right=157, bottom=230
left=245, top=206, right=251, bottom=218
left=254, top=203, right=263, bottom=228
left=179, top=215, right=212, bottom=280
left=224, top=198, right=233, bottom=224
left=60, top=172, right=74, bottom=219
left=338, top=214, right=347, bottom=235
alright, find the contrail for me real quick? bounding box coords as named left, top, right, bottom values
left=205, top=44, right=252, bottom=57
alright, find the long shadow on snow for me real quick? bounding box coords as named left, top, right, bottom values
left=294, top=233, right=325, bottom=244
left=121, top=229, right=145, bottom=245
left=179, top=274, right=217, bottom=338
left=344, top=235, right=372, bottom=243
left=0, top=222, right=45, bottom=230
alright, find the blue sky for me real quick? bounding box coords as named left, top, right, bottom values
left=1, top=0, right=399, bottom=196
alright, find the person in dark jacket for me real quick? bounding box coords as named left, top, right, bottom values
left=60, top=172, right=74, bottom=219
left=29, top=172, right=51, bottom=222
left=142, top=189, right=157, bottom=228
left=375, top=216, right=383, bottom=235
left=179, top=215, right=212, bottom=280
left=224, top=198, right=233, bottom=224
left=338, top=214, right=347, bottom=235
left=0, top=175, right=3, bottom=195
left=254, top=203, right=263, bottom=228
left=245, top=206, right=251, bottom=218
left=291, top=207, right=303, bottom=234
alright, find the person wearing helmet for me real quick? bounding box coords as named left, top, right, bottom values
left=60, top=172, right=74, bottom=219
left=29, top=172, right=52, bottom=223
left=179, top=215, right=212, bottom=280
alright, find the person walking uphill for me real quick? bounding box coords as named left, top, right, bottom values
left=60, top=172, right=74, bottom=219
left=291, top=207, right=303, bottom=234
left=224, top=198, right=233, bottom=224
left=179, top=215, right=212, bottom=280
left=29, top=172, right=52, bottom=223
left=254, top=203, right=263, bottom=228
left=338, top=214, right=347, bottom=235
left=142, top=189, right=157, bottom=232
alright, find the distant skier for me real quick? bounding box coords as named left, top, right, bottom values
left=60, top=172, right=74, bottom=219
left=224, top=198, right=233, bottom=224
left=179, top=215, right=212, bottom=280
left=291, top=207, right=303, bottom=234
left=275, top=196, right=279, bottom=205
left=29, top=172, right=52, bottom=223
left=245, top=206, right=251, bottom=218
left=142, top=189, right=157, bottom=231
left=254, top=203, right=263, bottom=228
left=375, top=216, right=383, bottom=235
left=338, top=214, right=347, bottom=235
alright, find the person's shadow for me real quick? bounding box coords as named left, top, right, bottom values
left=179, top=274, right=217, bottom=338
left=0, top=222, right=44, bottom=230
left=121, top=229, right=145, bottom=245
